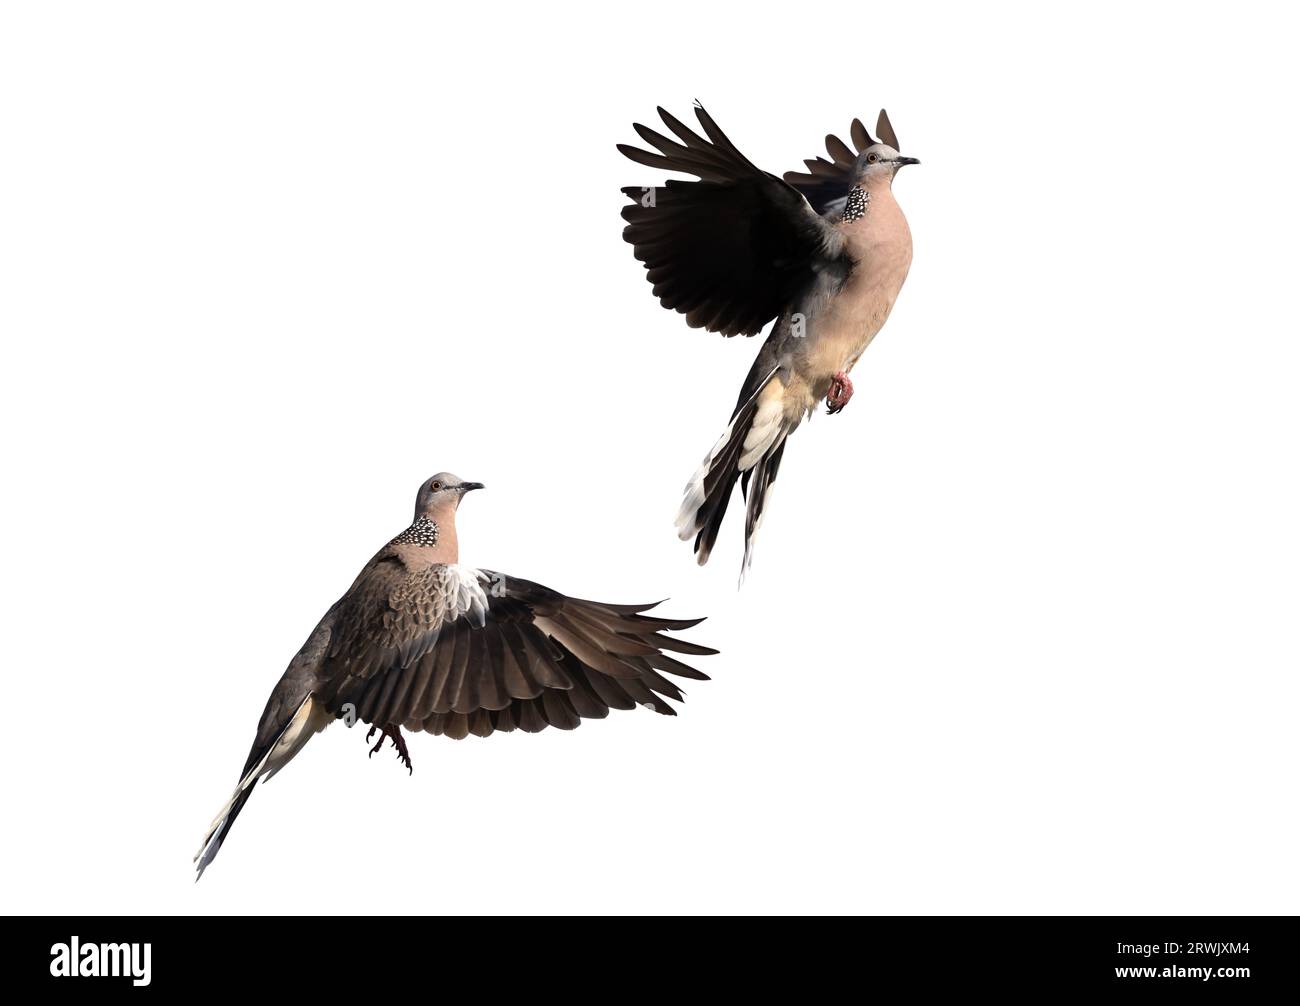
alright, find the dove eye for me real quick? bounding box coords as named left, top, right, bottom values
left=430, top=481, right=442, bottom=491
left=866, top=153, right=879, bottom=163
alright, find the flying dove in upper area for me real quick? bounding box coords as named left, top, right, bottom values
left=196, top=474, right=715, bottom=878
left=619, top=104, right=920, bottom=576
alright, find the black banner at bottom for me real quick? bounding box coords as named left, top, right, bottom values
left=5, top=916, right=1283, bottom=994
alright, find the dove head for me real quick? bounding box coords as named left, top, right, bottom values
left=854, top=143, right=920, bottom=185
left=414, top=472, right=484, bottom=520
left=852, top=109, right=919, bottom=188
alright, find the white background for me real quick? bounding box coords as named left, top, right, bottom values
left=2, top=2, right=1297, bottom=916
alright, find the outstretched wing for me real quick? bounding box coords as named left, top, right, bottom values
left=782, top=116, right=878, bottom=216
left=317, top=564, right=714, bottom=740
left=619, top=104, right=844, bottom=337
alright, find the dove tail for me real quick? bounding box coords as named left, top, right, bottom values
left=738, top=435, right=787, bottom=582
left=194, top=782, right=257, bottom=881
left=194, top=692, right=331, bottom=880
left=676, top=368, right=790, bottom=573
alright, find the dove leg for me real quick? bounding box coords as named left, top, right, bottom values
left=366, top=723, right=413, bottom=774
left=826, top=371, right=854, bottom=414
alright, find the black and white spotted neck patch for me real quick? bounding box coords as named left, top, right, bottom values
left=389, top=515, right=439, bottom=548
left=841, top=186, right=869, bottom=224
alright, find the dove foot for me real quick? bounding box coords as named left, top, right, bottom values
left=366, top=723, right=413, bottom=774
left=826, top=371, right=854, bottom=414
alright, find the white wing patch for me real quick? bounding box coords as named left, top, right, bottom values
left=442, top=564, right=490, bottom=628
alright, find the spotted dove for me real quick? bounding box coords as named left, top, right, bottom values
left=619, top=104, right=920, bottom=576
left=195, top=474, right=715, bottom=877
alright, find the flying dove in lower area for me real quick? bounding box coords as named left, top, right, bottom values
left=196, top=474, right=715, bottom=878
left=619, top=104, right=920, bottom=576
